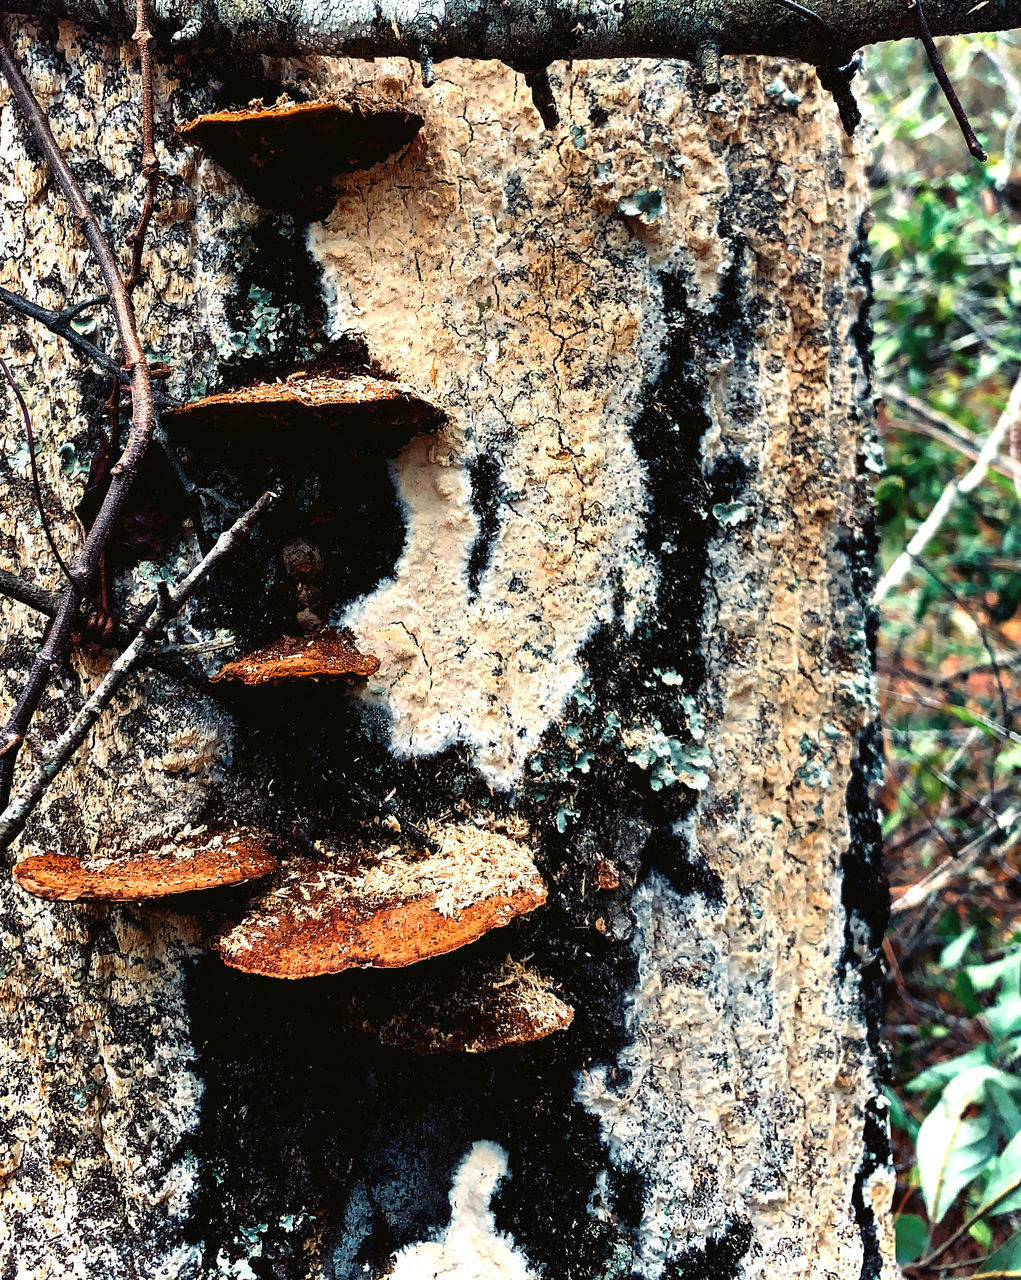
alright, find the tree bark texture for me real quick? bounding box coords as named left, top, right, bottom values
left=0, top=26, right=892, bottom=1280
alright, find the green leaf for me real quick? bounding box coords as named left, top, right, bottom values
left=908, top=1045, right=994, bottom=1094
left=969, top=952, right=1021, bottom=999
left=970, top=1218, right=993, bottom=1250
left=895, top=1214, right=928, bottom=1264
left=916, top=1067, right=1012, bottom=1222
left=981, top=1230, right=1021, bottom=1274
left=977, top=1128, right=1021, bottom=1217
left=941, top=927, right=978, bottom=970
left=988, top=996, right=1021, bottom=1040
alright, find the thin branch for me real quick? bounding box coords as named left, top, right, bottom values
left=880, top=384, right=1021, bottom=487
left=0, top=353, right=80, bottom=592
left=890, top=805, right=1020, bottom=916
left=0, top=32, right=157, bottom=810
left=873, top=369, right=1021, bottom=606
left=0, top=491, right=276, bottom=855
left=123, top=0, right=159, bottom=294
left=0, top=568, right=59, bottom=616
left=0, top=286, right=119, bottom=376
left=0, top=285, right=177, bottom=406
left=905, top=0, right=987, bottom=160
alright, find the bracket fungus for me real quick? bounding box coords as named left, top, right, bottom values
left=214, top=825, right=547, bottom=979
left=163, top=371, right=446, bottom=454
left=212, top=627, right=379, bottom=686
left=178, top=92, right=424, bottom=216
left=338, top=956, right=575, bottom=1054
left=13, top=827, right=278, bottom=902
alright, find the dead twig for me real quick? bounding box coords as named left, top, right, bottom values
left=0, top=32, right=157, bottom=810
left=0, top=287, right=121, bottom=378
left=890, top=805, right=1020, bottom=916
left=880, top=383, right=1021, bottom=487
left=0, top=491, right=276, bottom=854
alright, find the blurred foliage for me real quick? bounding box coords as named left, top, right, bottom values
left=866, top=30, right=1021, bottom=1280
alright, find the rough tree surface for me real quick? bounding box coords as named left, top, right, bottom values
left=0, top=23, right=893, bottom=1280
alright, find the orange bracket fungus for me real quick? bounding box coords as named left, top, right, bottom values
left=214, top=825, right=547, bottom=979
left=178, top=93, right=424, bottom=216
left=163, top=371, right=446, bottom=455
left=339, top=956, right=575, bottom=1054
left=212, top=627, right=380, bottom=687
left=13, top=826, right=278, bottom=902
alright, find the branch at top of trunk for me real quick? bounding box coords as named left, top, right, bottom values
left=4, top=0, right=1020, bottom=70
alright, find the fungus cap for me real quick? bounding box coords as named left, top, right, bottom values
left=163, top=372, right=446, bottom=453
left=13, top=827, right=279, bottom=902
left=212, top=628, right=380, bottom=687
left=215, top=826, right=547, bottom=978
left=341, top=957, right=574, bottom=1054
left=178, top=93, right=423, bottom=215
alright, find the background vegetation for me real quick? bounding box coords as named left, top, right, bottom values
left=867, top=31, right=1021, bottom=1277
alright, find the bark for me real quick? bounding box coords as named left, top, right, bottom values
left=0, top=23, right=892, bottom=1280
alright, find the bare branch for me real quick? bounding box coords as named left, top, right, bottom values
left=7, top=0, right=1021, bottom=70
left=0, top=569, right=60, bottom=617
left=873, top=369, right=1021, bottom=606
left=905, top=0, right=986, bottom=159
left=890, top=805, right=1021, bottom=916
left=0, top=32, right=157, bottom=809
left=0, top=491, right=276, bottom=855
left=0, top=353, right=80, bottom=593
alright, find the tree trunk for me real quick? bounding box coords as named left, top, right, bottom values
left=0, top=25, right=893, bottom=1279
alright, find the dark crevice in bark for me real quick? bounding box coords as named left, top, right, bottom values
left=838, top=212, right=891, bottom=1280
left=466, top=450, right=501, bottom=596
left=663, top=1215, right=754, bottom=1278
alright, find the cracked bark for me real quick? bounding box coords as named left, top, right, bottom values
left=0, top=23, right=897, bottom=1280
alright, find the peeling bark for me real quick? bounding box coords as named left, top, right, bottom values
left=0, top=27, right=893, bottom=1280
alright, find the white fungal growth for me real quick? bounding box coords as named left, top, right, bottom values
left=309, top=58, right=667, bottom=790
left=387, top=1141, right=536, bottom=1279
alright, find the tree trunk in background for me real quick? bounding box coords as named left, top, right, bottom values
left=0, top=22, right=892, bottom=1280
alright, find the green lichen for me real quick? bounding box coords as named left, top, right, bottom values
left=626, top=725, right=713, bottom=791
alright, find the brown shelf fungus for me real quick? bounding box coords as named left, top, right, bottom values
left=163, top=371, right=446, bottom=454
left=339, top=956, right=575, bottom=1054
left=212, top=627, right=380, bottom=687
left=12, top=827, right=279, bottom=902
left=214, top=825, right=547, bottom=979
left=178, top=93, right=424, bottom=216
